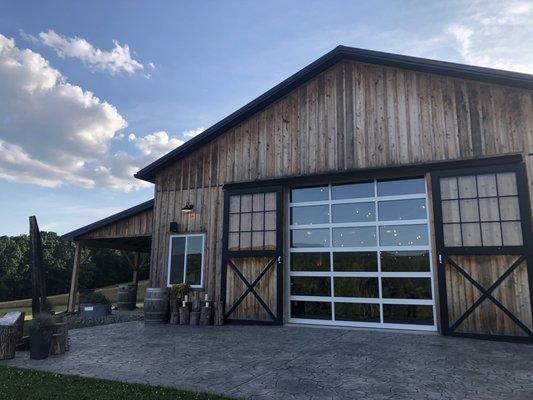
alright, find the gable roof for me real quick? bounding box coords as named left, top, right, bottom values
left=60, top=199, right=154, bottom=242
left=135, top=45, right=533, bottom=183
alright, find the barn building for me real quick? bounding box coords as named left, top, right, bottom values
left=63, top=46, right=533, bottom=342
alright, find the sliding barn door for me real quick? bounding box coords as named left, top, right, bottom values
left=222, top=187, right=283, bottom=324
left=432, top=163, right=533, bottom=341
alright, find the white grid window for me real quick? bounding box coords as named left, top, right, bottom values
left=167, top=234, right=205, bottom=289
left=288, top=178, right=437, bottom=331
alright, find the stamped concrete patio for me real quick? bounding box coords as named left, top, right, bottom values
left=3, top=321, right=532, bottom=399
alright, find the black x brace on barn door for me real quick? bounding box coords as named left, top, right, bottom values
left=431, top=162, right=533, bottom=342
left=221, top=186, right=284, bottom=325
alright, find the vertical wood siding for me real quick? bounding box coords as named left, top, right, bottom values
left=149, top=60, right=533, bottom=305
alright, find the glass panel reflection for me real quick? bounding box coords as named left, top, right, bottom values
left=332, top=227, right=376, bottom=247
left=331, top=202, right=375, bottom=223
left=291, top=186, right=328, bottom=202
left=333, top=252, right=377, bottom=272
left=383, top=304, right=433, bottom=325
left=334, top=277, right=378, bottom=298
left=331, top=182, right=374, bottom=199
left=379, top=225, right=428, bottom=246
left=291, top=277, right=331, bottom=296
left=378, top=199, right=427, bottom=221
left=380, top=251, right=430, bottom=272
left=291, top=229, right=330, bottom=248
left=291, top=301, right=331, bottom=320
left=382, top=278, right=432, bottom=299
left=335, top=303, right=380, bottom=322
left=378, top=178, right=425, bottom=196
left=291, top=205, right=330, bottom=225
left=291, top=252, right=330, bottom=271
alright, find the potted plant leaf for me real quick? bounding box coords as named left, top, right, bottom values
left=79, top=292, right=112, bottom=318
left=30, top=313, right=56, bottom=360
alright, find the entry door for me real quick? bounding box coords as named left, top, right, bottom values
left=222, top=186, right=283, bottom=324
left=432, top=163, right=533, bottom=341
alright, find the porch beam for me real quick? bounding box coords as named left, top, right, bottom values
left=67, top=242, right=82, bottom=313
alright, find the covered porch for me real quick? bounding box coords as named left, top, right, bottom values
left=60, top=200, right=154, bottom=312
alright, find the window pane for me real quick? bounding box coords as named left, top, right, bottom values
left=229, top=214, right=240, bottom=232
left=291, top=252, right=330, bottom=271
left=332, top=227, right=377, bottom=247
left=251, top=231, right=264, bottom=250
left=440, top=177, right=458, bottom=200
left=333, top=252, right=377, bottom=272
left=228, top=233, right=239, bottom=251
left=459, top=199, right=479, bottom=222
left=379, top=225, right=428, bottom=246
left=497, top=172, right=517, bottom=196
left=240, top=195, right=252, bottom=212
left=378, top=199, right=427, bottom=221
left=481, top=222, right=502, bottom=246
left=265, top=211, right=276, bottom=230
left=169, top=237, right=186, bottom=284
left=499, top=197, right=520, bottom=220
left=477, top=174, right=497, bottom=197
left=380, top=251, right=430, bottom=272
left=240, top=212, right=252, bottom=231
left=252, top=193, right=264, bottom=211
left=378, top=178, right=425, bottom=196
left=443, top=224, right=462, bottom=247
left=458, top=176, right=477, bottom=198
left=291, top=186, right=328, bottom=202
left=252, top=212, right=264, bottom=231
left=479, top=198, right=499, bottom=222
left=185, top=236, right=203, bottom=286
left=264, top=231, right=276, bottom=250
left=461, top=223, right=481, bottom=246
left=502, top=222, right=523, bottom=246
left=335, top=303, right=380, bottom=322
left=291, top=205, right=329, bottom=225
left=229, top=195, right=240, bottom=213
left=383, top=304, right=433, bottom=325
left=334, top=277, right=378, bottom=298
left=291, top=229, right=330, bottom=248
left=382, top=278, right=432, bottom=299
left=239, top=232, right=251, bottom=250
left=265, top=192, right=277, bottom=210
left=291, top=277, right=331, bottom=296
left=331, top=182, right=374, bottom=199
left=442, top=200, right=460, bottom=223
left=331, top=202, right=375, bottom=223
left=291, top=301, right=331, bottom=320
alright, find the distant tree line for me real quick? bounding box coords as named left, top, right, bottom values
left=0, top=232, right=149, bottom=302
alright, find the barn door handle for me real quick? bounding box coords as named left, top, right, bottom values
left=277, top=256, right=282, bottom=264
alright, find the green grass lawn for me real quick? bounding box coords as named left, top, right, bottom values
left=0, top=366, right=232, bottom=400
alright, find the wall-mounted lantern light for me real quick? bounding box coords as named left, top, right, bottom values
left=181, top=201, right=194, bottom=213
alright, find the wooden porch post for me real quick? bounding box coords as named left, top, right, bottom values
left=67, top=242, right=82, bottom=313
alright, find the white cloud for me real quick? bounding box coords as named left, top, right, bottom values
left=23, top=29, right=145, bottom=75
left=183, top=127, right=205, bottom=138
left=443, top=1, right=533, bottom=73
left=0, top=34, right=181, bottom=191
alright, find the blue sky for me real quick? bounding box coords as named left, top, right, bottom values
left=0, top=0, right=531, bottom=235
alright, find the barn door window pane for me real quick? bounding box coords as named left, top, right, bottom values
left=167, top=234, right=205, bottom=288
left=439, top=171, right=523, bottom=247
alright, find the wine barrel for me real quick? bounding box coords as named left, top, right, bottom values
left=117, top=283, right=137, bottom=311
left=144, top=288, right=169, bottom=325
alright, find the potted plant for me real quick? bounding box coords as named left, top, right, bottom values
left=79, top=292, right=112, bottom=318
left=30, top=313, right=56, bottom=360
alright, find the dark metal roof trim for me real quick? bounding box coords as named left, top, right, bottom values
left=60, top=199, right=154, bottom=242
left=135, top=46, right=533, bottom=182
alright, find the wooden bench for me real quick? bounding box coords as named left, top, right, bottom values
left=0, top=311, right=25, bottom=360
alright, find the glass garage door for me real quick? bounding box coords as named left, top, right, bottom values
left=288, top=177, right=436, bottom=331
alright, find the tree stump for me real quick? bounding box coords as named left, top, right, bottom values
left=0, top=325, right=18, bottom=360
left=50, top=322, right=68, bottom=356
left=178, top=306, right=190, bottom=325
left=200, top=306, right=213, bottom=325
left=190, top=311, right=201, bottom=325
left=214, top=301, right=224, bottom=326
left=170, top=312, right=180, bottom=325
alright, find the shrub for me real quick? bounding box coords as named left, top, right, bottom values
left=82, top=292, right=111, bottom=305
left=170, top=283, right=190, bottom=298
left=32, top=313, right=56, bottom=331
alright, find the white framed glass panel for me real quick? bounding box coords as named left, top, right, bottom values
left=332, top=227, right=377, bottom=247
left=291, top=205, right=329, bottom=225
left=378, top=199, right=427, bottom=221
left=379, top=224, right=429, bottom=246
left=332, top=202, right=375, bottom=223
left=331, top=182, right=374, bottom=199
left=167, top=234, right=205, bottom=288
left=291, top=229, right=330, bottom=248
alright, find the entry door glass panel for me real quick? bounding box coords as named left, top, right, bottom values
left=288, top=178, right=436, bottom=331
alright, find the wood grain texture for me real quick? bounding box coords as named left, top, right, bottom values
left=78, top=209, right=153, bottom=240
left=148, top=59, right=533, bottom=310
